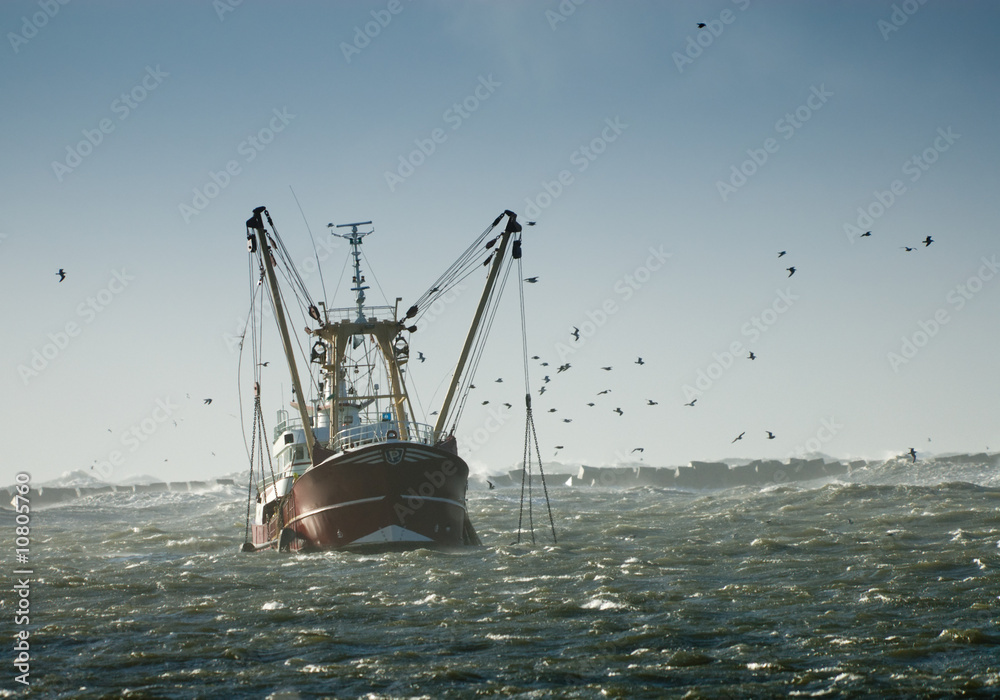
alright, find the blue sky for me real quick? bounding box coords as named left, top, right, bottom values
left=3, top=1, right=998, bottom=484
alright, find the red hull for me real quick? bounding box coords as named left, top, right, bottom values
left=252, top=439, right=477, bottom=551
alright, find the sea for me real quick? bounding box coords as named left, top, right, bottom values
left=3, top=457, right=1000, bottom=699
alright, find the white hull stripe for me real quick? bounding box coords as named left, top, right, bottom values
left=288, top=494, right=466, bottom=529
left=400, top=495, right=465, bottom=509
left=286, top=496, right=384, bottom=527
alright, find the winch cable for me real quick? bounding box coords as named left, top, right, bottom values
left=289, top=185, right=329, bottom=305
left=515, top=236, right=557, bottom=545
left=448, top=251, right=515, bottom=435
left=239, top=255, right=260, bottom=544
left=257, top=223, right=324, bottom=408
left=407, top=215, right=505, bottom=326
left=240, top=253, right=281, bottom=546
left=249, top=251, right=281, bottom=498
left=263, top=208, right=315, bottom=312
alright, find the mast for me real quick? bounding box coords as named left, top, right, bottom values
left=333, top=221, right=372, bottom=325
left=319, top=221, right=412, bottom=441
left=247, top=206, right=317, bottom=460
left=434, top=210, right=521, bottom=440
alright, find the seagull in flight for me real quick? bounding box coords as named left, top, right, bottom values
left=562, top=418, right=572, bottom=423
left=557, top=363, right=571, bottom=373
left=586, top=402, right=595, bottom=407
left=417, top=351, right=426, bottom=362
left=697, top=22, right=706, bottom=28
left=766, top=431, right=776, bottom=440
left=487, top=480, right=495, bottom=489
left=647, top=399, right=658, bottom=406
left=543, top=375, right=551, bottom=383
left=635, top=357, right=645, bottom=365
left=203, top=398, right=212, bottom=405
left=531, top=355, right=540, bottom=360
left=631, top=447, right=644, bottom=453
left=748, top=352, right=756, bottom=361
left=600, top=366, right=612, bottom=371
left=539, top=386, right=547, bottom=395
left=524, top=277, right=539, bottom=283
left=527, top=221, right=536, bottom=226
left=731, top=431, right=745, bottom=443
left=597, top=389, right=611, bottom=395
left=922, top=235, right=934, bottom=247
left=548, top=408, right=557, bottom=413
left=56, top=268, right=66, bottom=282
left=786, top=266, right=796, bottom=277
left=495, top=378, right=503, bottom=383
left=503, top=402, right=512, bottom=409
left=778, top=251, right=786, bottom=258
left=860, top=231, right=872, bottom=238
left=901, top=246, right=915, bottom=252
left=571, top=327, right=580, bottom=341
left=684, top=399, right=697, bottom=407
left=613, top=407, right=623, bottom=416
left=907, top=447, right=917, bottom=462
left=257, top=361, right=269, bottom=367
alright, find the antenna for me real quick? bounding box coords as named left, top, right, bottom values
left=333, top=220, right=373, bottom=233
left=327, top=221, right=374, bottom=326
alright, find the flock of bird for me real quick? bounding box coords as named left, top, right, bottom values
left=460, top=225, right=938, bottom=464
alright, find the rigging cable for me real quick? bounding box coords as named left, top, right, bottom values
left=289, top=185, right=329, bottom=304
left=408, top=215, right=504, bottom=325
left=239, top=253, right=259, bottom=544
left=449, top=252, right=515, bottom=435
left=514, top=231, right=557, bottom=545
left=360, top=247, right=391, bottom=308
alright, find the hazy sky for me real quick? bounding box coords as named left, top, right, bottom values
left=3, top=1, right=998, bottom=485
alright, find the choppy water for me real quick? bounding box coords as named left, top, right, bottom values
left=4, top=458, right=1000, bottom=698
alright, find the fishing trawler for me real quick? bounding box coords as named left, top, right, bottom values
left=241, top=206, right=525, bottom=552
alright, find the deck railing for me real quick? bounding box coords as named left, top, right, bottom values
left=332, top=421, right=436, bottom=451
